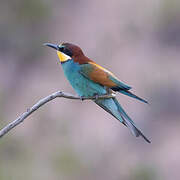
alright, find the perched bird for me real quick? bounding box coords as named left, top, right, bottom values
left=44, top=42, right=150, bottom=143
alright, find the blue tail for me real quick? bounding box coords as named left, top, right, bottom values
left=119, top=90, right=148, bottom=104
left=94, top=98, right=150, bottom=143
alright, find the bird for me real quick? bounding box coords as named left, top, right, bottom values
left=44, top=42, right=150, bottom=143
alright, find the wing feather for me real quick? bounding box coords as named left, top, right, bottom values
left=79, top=62, right=131, bottom=90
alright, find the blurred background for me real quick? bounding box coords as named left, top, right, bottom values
left=0, top=0, right=180, bottom=179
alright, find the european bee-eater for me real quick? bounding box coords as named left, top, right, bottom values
left=44, top=42, right=150, bottom=143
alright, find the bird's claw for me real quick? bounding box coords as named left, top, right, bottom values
left=80, top=96, right=85, bottom=101
left=94, top=94, right=99, bottom=100
left=80, top=94, right=99, bottom=101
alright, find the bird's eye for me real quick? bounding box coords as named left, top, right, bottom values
left=58, top=45, right=73, bottom=57
left=59, top=46, right=65, bottom=52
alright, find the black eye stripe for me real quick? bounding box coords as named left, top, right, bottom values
left=59, top=47, right=64, bottom=51
left=59, top=46, right=73, bottom=57
left=63, top=48, right=73, bottom=57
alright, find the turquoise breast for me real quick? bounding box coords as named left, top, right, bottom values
left=61, top=60, right=107, bottom=97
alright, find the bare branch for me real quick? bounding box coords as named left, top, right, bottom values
left=0, top=91, right=116, bottom=138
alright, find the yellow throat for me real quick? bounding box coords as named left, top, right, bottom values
left=57, top=51, right=71, bottom=63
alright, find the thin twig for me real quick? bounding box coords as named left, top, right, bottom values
left=0, top=91, right=116, bottom=138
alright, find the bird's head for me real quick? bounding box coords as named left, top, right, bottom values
left=44, top=42, right=87, bottom=64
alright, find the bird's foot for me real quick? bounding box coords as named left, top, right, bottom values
left=80, top=93, right=116, bottom=101
left=93, top=93, right=100, bottom=100
left=80, top=96, right=85, bottom=101
left=80, top=94, right=99, bottom=101
left=105, top=87, right=113, bottom=94
left=94, top=94, right=99, bottom=100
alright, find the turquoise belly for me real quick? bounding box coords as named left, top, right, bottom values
left=61, top=60, right=107, bottom=97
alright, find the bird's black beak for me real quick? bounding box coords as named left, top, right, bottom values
left=43, top=43, right=58, bottom=50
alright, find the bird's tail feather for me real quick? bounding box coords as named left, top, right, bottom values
left=112, top=98, right=150, bottom=143
left=95, top=98, right=150, bottom=143
left=119, top=90, right=148, bottom=104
